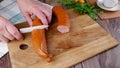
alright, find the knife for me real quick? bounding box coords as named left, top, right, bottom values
left=19, top=25, right=49, bottom=33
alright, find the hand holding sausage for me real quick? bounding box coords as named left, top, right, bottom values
left=17, top=0, right=53, bottom=26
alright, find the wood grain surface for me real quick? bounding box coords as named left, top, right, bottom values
left=0, top=0, right=120, bottom=68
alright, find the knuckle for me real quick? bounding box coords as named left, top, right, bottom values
left=0, top=27, right=3, bottom=31
left=31, top=5, right=39, bottom=10
left=0, top=27, right=5, bottom=35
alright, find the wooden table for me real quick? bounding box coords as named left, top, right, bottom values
left=1, top=0, right=120, bottom=68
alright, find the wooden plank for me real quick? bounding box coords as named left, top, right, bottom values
left=8, top=10, right=119, bottom=68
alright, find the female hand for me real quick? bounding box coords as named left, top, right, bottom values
left=17, top=0, right=53, bottom=26
left=0, top=17, right=23, bottom=42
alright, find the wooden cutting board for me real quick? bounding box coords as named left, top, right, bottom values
left=8, top=10, right=119, bottom=68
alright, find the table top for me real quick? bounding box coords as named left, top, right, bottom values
left=0, top=0, right=120, bottom=68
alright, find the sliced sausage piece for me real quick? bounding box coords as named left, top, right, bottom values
left=52, top=6, right=70, bottom=33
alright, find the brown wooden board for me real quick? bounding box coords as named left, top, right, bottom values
left=8, top=10, right=119, bottom=68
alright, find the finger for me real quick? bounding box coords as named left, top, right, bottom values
left=0, top=35, right=9, bottom=42
left=33, top=9, right=48, bottom=25
left=3, top=30, right=14, bottom=40
left=40, top=8, right=52, bottom=24
left=5, top=22, right=23, bottom=40
left=23, top=13, right=33, bottom=26
left=40, top=3, right=52, bottom=23
left=39, top=8, right=52, bottom=23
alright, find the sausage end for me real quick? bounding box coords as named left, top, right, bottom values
left=46, top=54, right=53, bottom=62
left=57, top=26, right=70, bottom=33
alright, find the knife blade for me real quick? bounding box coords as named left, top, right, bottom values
left=19, top=25, right=48, bottom=33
